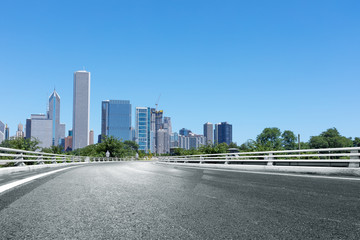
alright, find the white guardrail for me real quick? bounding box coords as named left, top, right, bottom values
left=158, top=147, right=360, bottom=168
left=0, top=147, right=134, bottom=167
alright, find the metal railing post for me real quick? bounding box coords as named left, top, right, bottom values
left=266, top=153, right=273, bottom=166
left=349, top=150, right=359, bottom=168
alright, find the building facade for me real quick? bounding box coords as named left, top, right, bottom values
left=178, top=133, right=206, bottom=150
left=101, top=100, right=131, bottom=141
left=16, top=123, right=25, bottom=138
left=214, top=122, right=232, bottom=145
left=73, top=70, right=90, bottom=150
left=48, top=90, right=65, bottom=146
left=5, top=124, right=9, bottom=140
left=135, top=107, right=155, bottom=153
left=89, top=130, right=94, bottom=145
left=203, top=122, right=213, bottom=145
left=0, top=121, right=5, bottom=143
left=26, top=90, right=65, bottom=148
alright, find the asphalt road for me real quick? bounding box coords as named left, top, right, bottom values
left=0, top=162, right=359, bottom=239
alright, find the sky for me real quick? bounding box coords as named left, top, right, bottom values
left=0, top=0, right=359, bottom=144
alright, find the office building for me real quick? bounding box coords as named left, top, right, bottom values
left=26, top=90, right=66, bottom=148
left=203, top=122, right=213, bottom=145
left=49, top=90, right=65, bottom=146
left=64, top=130, right=73, bottom=151
left=135, top=107, right=155, bottom=153
left=101, top=100, right=131, bottom=141
left=73, top=70, right=90, bottom=150
left=214, top=122, right=232, bottom=145
left=16, top=123, right=25, bottom=139
left=27, top=114, right=52, bottom=148
left=5, top=124, right=9, bottom=140
left=0, top=121, right=5, bottom=143
left=89, top=130, right=94, bottom=145
left=178, top=133, right=206, bottom=150
left=179, top=128, right=192, bottom=136
left=170, top=132, right=179, bottom=148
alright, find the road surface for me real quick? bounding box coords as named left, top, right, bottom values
left=0, top=162, right=359, bottom=239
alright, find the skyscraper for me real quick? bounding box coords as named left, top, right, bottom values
left=135, top=107, right=155, bottom=153
left=27, top=114, right=52, bottom=147
left=89, top=130, right=94, bottom=145
left=215, top=122, right=232, bottom=145
left=5, top=124, right=9, bottom=140
left=48, top=90, right=65, bottom=146
left=16, top=123, right=25, bottom=138
left=203, top=122, right=213, bottom=145
left=73, top=70, right=90, bottom=150
left=101, top=100, right=131, bottom=141
left=0, top=121, right=5, bottom=143
left=26, top=90, right=66, bottom=148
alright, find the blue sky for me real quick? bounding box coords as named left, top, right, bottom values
left=1, top=0, right=359, bottom=144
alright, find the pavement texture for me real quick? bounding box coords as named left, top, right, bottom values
left=0, top=162, right=359, bottom=239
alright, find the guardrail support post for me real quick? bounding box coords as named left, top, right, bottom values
left=266, top=153, right=273, bottom=166
left=199, top=156, right=203, bottom=164
left=15, top=153, right=25, bottom=166
left=225, top=155, right=229, bottom=164
left=349, top=150, right=359, bottom=168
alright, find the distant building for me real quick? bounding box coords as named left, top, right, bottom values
left=101, top=100, right=131, bottom=141
left=89, top=130, right=94, bottom=145
left=26, top=90, right=66, bottom=148
left=5, top=124, right=9, bottom=140
left=73, top=70, right=90, bottom=150
left=171, top=132, right=179, bottom=148
left=179, top=128, right=192, bottom=136
left=178, top=133, right=206, bottom=150
left=135, top=107, right=155, bottom=153
left=64, top=130, right=73, bottom=151
left=28, top=114, right=52, bottom=147
left=48, top=90, right=65, bottom=146
left=16, top=123, right=25, bottom=139
left=0, top=121, right=5, bottom=143
left=214, top=122, right=232, bottom=145
left=203, top=122, right=213, bottom=145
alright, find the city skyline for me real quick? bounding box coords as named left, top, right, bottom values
left=1, top=1, right=360, bottom=144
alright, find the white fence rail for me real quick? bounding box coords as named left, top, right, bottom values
left=0, top=147, right=134, bottom=167
left=158, top=147, right=360, bottom=168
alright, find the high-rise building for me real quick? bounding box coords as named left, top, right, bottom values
left=178, top=133, right=206, bottom=150
left=214, top=122, right=232, bottom=145
left=5, top=124, right=9, bottom=140
left=170, top=132, right=179, bottom=148
left=89, top=130, right=94, bottom=145
left=73, top=70, right=90, bottom=150
left=64, top=130, right=73, bottom=151
left=179, top=128, right=192, bottom=136
left=16, top=123, right=25, bottom=138
left=153, top=116, right=172, bottom=154
left=135, top=107, right=156, bottom=153
left=28, top=114, right=52, bottom=147
left=0, top=121, right=5, bottom=143
left=203, top=122, right=213, bottom=145
left=26, top=90, right=66, bottom=148
left=48, top=90, right=65, bottom=146
left=101, top=100, right=131, bottom=141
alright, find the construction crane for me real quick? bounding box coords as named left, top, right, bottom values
left=155, top=94, right=161, bottom=111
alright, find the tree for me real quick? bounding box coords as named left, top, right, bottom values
left=353, top=137, right=360, bottom=147
left=256, top=127, right=282, bottom=150
left=309, top=128, right=353, bottom=149
left=0, top=137, right=40, bottom=151
left=42, top=145, right=64, bottom=154
left=281, top=130, right=297, bottom=150
left=239, top=139, right=256, bottom=152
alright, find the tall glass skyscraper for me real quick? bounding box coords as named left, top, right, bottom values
left=214, top=122, right=232, bottom=145
left=101, top=100, right=132, bottom=141
left=135, top=107, right=154, bottom=153
left=48, top=90, right=65, bottom=146
left=73, top=70, right=90, bottom=150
